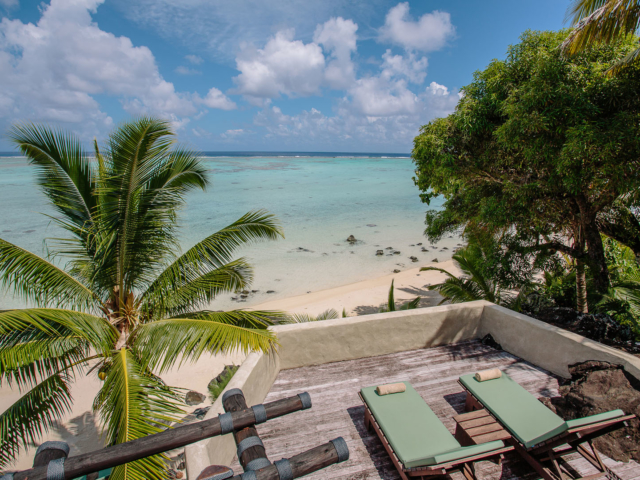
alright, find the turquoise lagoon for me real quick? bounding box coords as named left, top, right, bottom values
left=0, top=155, right=455, bottom=311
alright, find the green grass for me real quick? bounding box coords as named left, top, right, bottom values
left=208, top=366, right=239, bottom=401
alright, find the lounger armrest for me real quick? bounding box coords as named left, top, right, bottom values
left=422, top=440, right=505, bottom=467
left=565, top=409, right=627, bottom=430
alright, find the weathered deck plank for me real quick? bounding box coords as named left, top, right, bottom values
left=229, top=340, right=639, bottom=479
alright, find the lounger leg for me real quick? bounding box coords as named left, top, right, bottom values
left=514, top=444, right=561, bottom=480
left=364, top=407, right=372, bottom=432
left=463, top=393, right=483, bottom=412
left=461, top=462, right=476, bottom=480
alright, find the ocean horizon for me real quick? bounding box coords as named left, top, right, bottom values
left=0, top=154, right=459, bottom=312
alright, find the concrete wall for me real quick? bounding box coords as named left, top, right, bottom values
left=185, top=352, right=280, bottom=479
left=480, top=304, right=640, bottom=380
left=185, top=301, right=640, bottom=475
left=274, top=301, right=487, bottom=369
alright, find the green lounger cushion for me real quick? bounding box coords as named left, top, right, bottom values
left=565, top=409, right=626, bottom=430
left=460, top=373, right=567, bottom=449
left=361, top=381, right=504, bottom=468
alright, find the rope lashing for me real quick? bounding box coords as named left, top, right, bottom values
left=251, top=404, right=267, bottom=424
left=218, top=412, right=235, bottom=434
left=297, top=392, right=311, bottom=410
left=237, top=436, right=264, bottom=458
left=274, top=459, right=293, bottom=480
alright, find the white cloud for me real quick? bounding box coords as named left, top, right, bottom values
left=115, top=0, right=385, bottom=61
left=233, top=29, right=325, bottom=99
left=381, top=50, right=428, bottom=84
left=175, top=66, right=201, bottom=75
left=313, top=17, right=358, bottom=89
left=349, top=77, right=418, bottom=117
left=0, top=0, right=197, bottom=138
left=379, top=3, right=455, bottom=52
left=198, top=87, right=237, bottom=110
left=252, top=80, right=460, bottom=149
left=0, top=0, right=18, bottom=9
left=192, top=126, right=212, bottom=138
left=185, top=54, right=203, bottom=65
left=220, top=128, right=244, bottom=138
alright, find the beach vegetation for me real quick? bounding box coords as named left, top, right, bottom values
left=0, top=118, right=284, bottom=477
left=378, top=279, right=420, bottom=312
left=283, top=309, right=340, bottom=323
left=207, top=365, right=239, bottom=402
left=413, top=29, right=640, bottom=314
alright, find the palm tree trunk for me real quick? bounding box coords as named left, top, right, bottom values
left=576, top=258, right=588, bottom=313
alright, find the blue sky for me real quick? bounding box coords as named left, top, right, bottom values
left=0, top=0, right=569, bottom=153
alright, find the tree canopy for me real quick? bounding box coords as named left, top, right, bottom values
left=412, top=30, right=640, bottom=300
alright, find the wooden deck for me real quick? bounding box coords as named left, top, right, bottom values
left=230, top=340, right=640, bottom=479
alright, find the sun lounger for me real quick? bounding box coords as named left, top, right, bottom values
left=360, top=381, right=512, bottom=479
left=459, top=372, right=635, bottom=480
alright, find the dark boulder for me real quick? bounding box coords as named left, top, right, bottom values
left=544, top=361, right=640, bottom=462
left=375, top=250, right=384, bottom=256
left=185, top=391, right=207, bottom=406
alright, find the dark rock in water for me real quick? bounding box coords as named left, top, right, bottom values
left=2, top=230, right=10, bottom=232
left=24, top=230, right=35, bottom=233
left=393, top=269, right=401, bottom=273
left=231, top=297, right=237, bottom=301
left=251, top=290, right=258, bottom=293
left=481, top=333, right=502, bottom=350
left=393, top=250, right=401, bottom=255
left=543, top=361, right=640, bottom=462
left=421, top=248, right=429, bottom=252
left=409, top=256, right=419, bottom=262
left=366, top=224, right=377, bottom=227
left=266, top=290, right=275, bottom=294
left=410, top=244, right=415, bottom=246
left=442, top=247, right=448, bottom=250
left=240, top=294, right=248, bottom=299
left=241, top=290, right=250, bottom=294
left=347, top=235, right=357, bottom=243
left=296, top=247, right=312, bottom=252
left=432, top=258, right=439, bottom=262
left=322, top=252, right=329, bottom=256
left=185, top=391, right=207, bottom=406
left=375, top=250, right=384, bottom=256
left=193, top=406, right=211, bottom=420
left=385, top=246, right=393, bottom=250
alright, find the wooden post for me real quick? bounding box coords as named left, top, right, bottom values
left=227, top=437, right=349, bottom=480
left=33, top=441, right=69, bottom=467
left=222, top=389, right=271, bottom=471
left=13, top=394, right=310, bottom=480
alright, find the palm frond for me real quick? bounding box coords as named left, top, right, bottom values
left=143, top=210, right=284, bottom=307
left=387, top=279, right=396, bottom=312
left=563, top=0, right=640, bottom=58
left=282, top=309, right=340, bottom=323
left=132, top=311, right=279, bottom=373
left=94, top=348, right=184, bottom=480
left=0, top=372, right=74, bottom=468
left=0, top=309, right=116, bottom=357
left=0, top=238, right=98, bottom=310
left=95, top=117, right=208, bottom=295
left=143, top=258, right=254, bottom=318
left=7, top=123, right=96, bottom=234
left=401, top=296, right=421, bottom=310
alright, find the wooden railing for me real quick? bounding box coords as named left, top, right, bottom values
left=9, top=391, right=349, bottom=480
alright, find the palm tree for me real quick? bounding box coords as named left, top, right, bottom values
left=282, top=309, right=340, bottom=323
left=378, top=280, right=420, bottom=313
left=421, top=244, right=500, bottom=305
left=563, top=0, right=640, bottom=73
left=0, top=118, right=284, bottom=478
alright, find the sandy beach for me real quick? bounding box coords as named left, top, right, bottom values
left=0, top=259, right=460, bottom=471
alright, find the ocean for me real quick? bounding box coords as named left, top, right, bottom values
left=0, top=154, right=458, bottom=311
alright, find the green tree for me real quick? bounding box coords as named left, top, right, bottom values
left=0, top=118, right=283, bottom=478
left=563, top=0, right=640, bottom=73
left=412, top=30, right=640, bottom=311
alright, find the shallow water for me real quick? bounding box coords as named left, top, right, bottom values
left=0, top=155, right=460, bottom=311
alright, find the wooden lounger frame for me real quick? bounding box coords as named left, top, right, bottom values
left=458, top=380, right=636, bottom=480
left=358, top=393, right=513, bottom=480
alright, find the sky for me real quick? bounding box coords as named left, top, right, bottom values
left=0, top=0, right=570, bottom=153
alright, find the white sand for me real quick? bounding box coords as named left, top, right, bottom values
left=0, top=260, right=459, bottom=472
